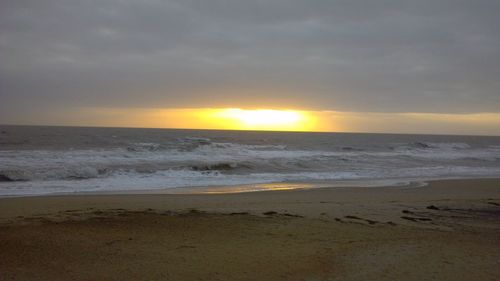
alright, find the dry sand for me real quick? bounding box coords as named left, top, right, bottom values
left=1, top=178, right=499, bottom=280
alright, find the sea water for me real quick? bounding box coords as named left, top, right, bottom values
left=1, top=125, right=499, bottom=196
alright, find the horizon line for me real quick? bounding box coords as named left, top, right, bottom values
left=1, top=123, right=499, bottom=138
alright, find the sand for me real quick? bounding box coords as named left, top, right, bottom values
left=1, top=178, right=499, bottom=280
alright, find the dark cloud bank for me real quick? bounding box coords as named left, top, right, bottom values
left=1, top=0, right=500, bottom=123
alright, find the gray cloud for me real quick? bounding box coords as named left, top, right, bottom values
left=1, top=0, right=500, bottom=121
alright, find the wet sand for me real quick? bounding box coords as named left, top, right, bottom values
left=1, top=178, right=500, bottom=280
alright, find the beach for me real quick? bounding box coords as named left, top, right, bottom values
left=1, top=178, right=499, bottom=280
left=3, top=0, right=500, bottom=279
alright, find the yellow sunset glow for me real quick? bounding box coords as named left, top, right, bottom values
left=210, top=109, right=311, bottom=131
left=66, top=107, right=500, bottom=135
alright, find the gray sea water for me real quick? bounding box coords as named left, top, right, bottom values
left=1, top=125, right=500, bottom=196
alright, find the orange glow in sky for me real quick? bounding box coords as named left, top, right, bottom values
left=207, top=108, right=315, bottom=131
left=40, top=106, right=500, bottom=135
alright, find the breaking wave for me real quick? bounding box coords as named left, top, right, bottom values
left=1, top=136, right=500, bottom=196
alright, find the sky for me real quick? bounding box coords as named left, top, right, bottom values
left=1, top=0, right=500, bottom=135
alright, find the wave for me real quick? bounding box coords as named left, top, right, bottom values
left=2, top=165, right=500, bottom=196
left=1, top=139, right=499, bottom=197
left=0, top=166, right=106, bottom=182
left=180, top=136, right=212, bottom=145
left=1, top=140, right=499, bottom=182
left=126, top=142, right=165, bottom=152
left=189, top=162, right=243, bottom=172
left=394, top=142, right=472, bottom=151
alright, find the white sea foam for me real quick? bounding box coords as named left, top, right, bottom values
left=1, top=127, right=500, bottom=197
left=2, top=165, right=500, bottom=196
left=2, top=141, right=499, bottom=180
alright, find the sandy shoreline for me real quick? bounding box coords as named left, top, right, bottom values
left=1, top=178, right=500, bottom=280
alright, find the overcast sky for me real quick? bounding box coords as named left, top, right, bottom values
left=1, top=0, right=500, bottom=131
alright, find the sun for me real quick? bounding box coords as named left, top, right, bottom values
left=209, top=108, right=315, bottom=131
left=221, top=109, right=301, bottom=126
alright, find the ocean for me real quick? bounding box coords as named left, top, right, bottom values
left=1, top=125, right=500, bottom=196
